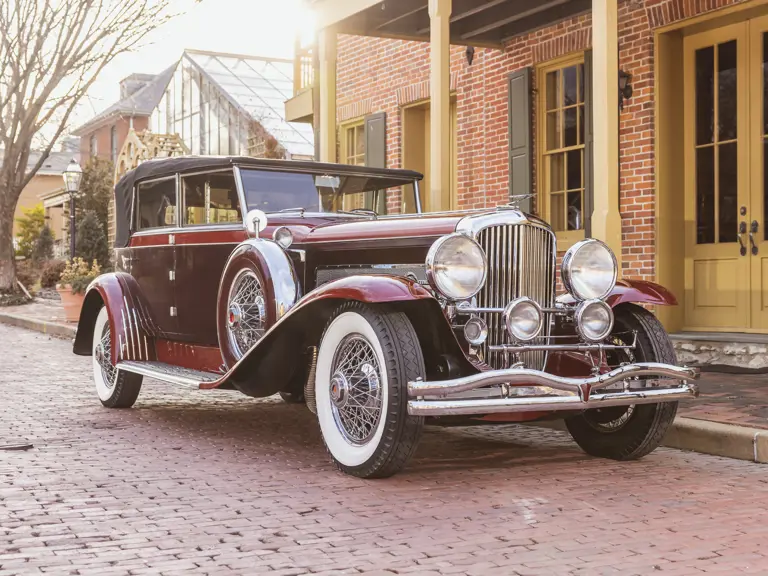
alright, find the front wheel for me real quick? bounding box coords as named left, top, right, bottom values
left=315, top=303, right=425, bottom=478
left=565, top=304, right=678, bottom=460
left=92, top=307, right=143, bottom=408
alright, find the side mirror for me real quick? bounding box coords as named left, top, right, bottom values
left=245, top=209, right=268, bottom=237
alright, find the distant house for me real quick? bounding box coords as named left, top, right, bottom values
left=4, top=147, right=75, bottom=254
left=71, top=69, right=175, bottom=165
left=149, top=49, right=315, bottom=161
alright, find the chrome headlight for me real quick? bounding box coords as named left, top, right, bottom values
left=272, top=226, right=293, bottom=249
left=503, top=297, right=543, bottom=342
left=561, top=239, right=618, bottom=301
left=426, top=234, right=487, bottom=300
left=575, top=299, right=614, bottom=342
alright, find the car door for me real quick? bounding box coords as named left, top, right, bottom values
left=174, top=169, right=246, bottom=345
left=131, top=176, right=179, bottom=336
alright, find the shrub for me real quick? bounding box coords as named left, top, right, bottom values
left=15, top=260, right=39, bottom=291
left=14, top=204, right=45, bottom=259
left=75, top=210, right=110, bottom=269
left=41, top=260, right=66, bottom=289
left=32, top=226, right=54, bottom=262
left=59, top=257, right=101, bottom=295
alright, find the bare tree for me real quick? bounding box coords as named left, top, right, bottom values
left=0, top=0, right=176, bottom=292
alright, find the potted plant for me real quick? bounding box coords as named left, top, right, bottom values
left=57, top=258, right=101, bottom=323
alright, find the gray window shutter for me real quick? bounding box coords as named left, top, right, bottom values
left=364, top=112, right=387, bottom=213
left=364, top=112, right=386, bottom=168
left=583, top=50, right=594, bottom=237
left=508, top=67, right=533, bottom=213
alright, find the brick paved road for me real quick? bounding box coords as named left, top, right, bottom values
left=2, top=324, right=768, bottom=576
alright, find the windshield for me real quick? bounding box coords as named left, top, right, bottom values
left=239, top=168, right=419, bottom=215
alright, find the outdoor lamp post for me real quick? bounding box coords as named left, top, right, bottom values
left=62, top=158, right=83, bottom=259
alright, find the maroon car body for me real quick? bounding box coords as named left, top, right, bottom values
left=73, top=156, right=698, bottom=478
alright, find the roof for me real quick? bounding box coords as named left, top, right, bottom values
left=112, top=155, right=423, bottom=248
left=0, top=148, right=74, bottom=176
left=72, top=65, right=175, bottom=136
left=183, top=50, right=315, bottom=157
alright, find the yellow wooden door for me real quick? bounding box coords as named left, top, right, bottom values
left=684, top=23, right=750, bottom=331
left=749, top=15, right=768, bottom=330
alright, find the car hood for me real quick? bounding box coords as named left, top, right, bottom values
left=266, top=210, right=487, bottom=246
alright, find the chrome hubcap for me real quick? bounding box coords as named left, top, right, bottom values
left=329, top=334, right=382, bottom=445
left=226, top=270, right=267, bottom=358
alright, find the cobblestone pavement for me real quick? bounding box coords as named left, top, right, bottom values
left=2, top=324, right=768, bottom=576
left=679, top=372, right=768, bottom=430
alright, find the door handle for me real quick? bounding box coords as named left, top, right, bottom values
left=738, top=221, right=747, bottom=256
left=750, top=220, right=759, bottom=255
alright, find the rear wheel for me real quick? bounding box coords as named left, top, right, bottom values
left=315, top=303, right=424, bottom=478
left=565, top=304, right=678, bottom=460
left=92, top=307, right=143, bottom=408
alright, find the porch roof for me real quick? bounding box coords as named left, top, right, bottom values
left=312, top=0, right=591, bottom=47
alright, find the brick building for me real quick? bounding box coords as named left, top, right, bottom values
left=72, top=71, right=174, bottom=165
left=287, top=0, right=768, bottom=346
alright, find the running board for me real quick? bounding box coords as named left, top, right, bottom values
left=117, top=360, right=221, bottom=389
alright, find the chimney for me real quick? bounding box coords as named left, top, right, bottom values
left=119, top=73, right=156, bottom=99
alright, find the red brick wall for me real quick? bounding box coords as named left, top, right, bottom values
left=335, top=0, right=752, bottom=280
left=78, top=116, right=149, bottom=165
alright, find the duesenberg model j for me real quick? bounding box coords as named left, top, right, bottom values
left=73, top=156, right=698, bottom=478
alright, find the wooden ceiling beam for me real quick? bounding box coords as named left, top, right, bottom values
left=458, top=0, right=570, bottom=40
left=499, top=0, right=590, bottom=41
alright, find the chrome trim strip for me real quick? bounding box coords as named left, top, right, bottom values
left=408, top=362, right=700, bottom=398
left=233, top=166, right=249, bottom=229
left=408, top=384, right=699, bottom=416
left=129, top=241, right=240, bottom=249
left=488, top=342, right=634, bottom=353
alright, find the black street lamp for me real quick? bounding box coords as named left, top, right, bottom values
left=62, top=158, right=83, bottom=259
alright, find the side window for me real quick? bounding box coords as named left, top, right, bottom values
left=136, top=178, right=177, bottom=230
left=182, top=171, right=241, bottom=226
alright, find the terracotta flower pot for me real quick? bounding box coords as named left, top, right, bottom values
left=57, top=284, right=85, bottom=323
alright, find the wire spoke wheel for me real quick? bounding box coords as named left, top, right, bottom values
left=226, top=269, right=266, bottom=359
left=329, top=334, right=383, bottom=445
left=584, top=335, right=637, bottom=432
left=95, top=321, right=118, bottom=389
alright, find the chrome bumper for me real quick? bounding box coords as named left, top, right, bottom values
left=407, top=362, right=699, bottom=417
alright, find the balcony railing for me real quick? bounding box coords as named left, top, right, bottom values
left=294, top=44, right=314, bottom=96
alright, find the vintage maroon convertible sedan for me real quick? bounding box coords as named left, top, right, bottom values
left=73, top=156, right=698, bottom=478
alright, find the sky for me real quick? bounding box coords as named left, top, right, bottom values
left=68, top=0, right=315, bottom=132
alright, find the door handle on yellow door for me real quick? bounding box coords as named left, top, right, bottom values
left=738, top=221, right=747, bottom=256
left=750, top=220, right=759, bottom=255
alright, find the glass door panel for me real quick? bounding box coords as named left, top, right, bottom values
left=684, top=23, right=750, bottom=331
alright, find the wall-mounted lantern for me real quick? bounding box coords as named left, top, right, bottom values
left=619, top=69, right=633, bottom=110
left=465, top=46, right=475, bottom=66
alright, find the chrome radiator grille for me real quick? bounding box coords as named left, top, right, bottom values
left=475, top=223, right=556, bottom=370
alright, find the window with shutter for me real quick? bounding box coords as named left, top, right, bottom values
left=537, top=54, right=588, bottom=248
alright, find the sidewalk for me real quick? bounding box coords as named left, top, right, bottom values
left=1, top=299, right=767, bottom=462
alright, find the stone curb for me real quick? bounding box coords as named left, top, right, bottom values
left=532, top=416, right=768, bottom=464
left=0, top=312, right=76, bottom=339
left=664, top=416, right=768, bottom=463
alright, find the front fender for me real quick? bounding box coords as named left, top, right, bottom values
left=72, top=272, right=160, bottom=362
left=217, top=274, right=464, bottom=397
left=557, top=279, right=678, bottom=308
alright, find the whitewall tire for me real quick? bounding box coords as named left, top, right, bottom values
left=92, top=307, right=143, bottom=408
left=315, top=303, right=424, bottom=478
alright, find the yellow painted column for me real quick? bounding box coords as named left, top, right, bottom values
left=428, top=0, right=451, bottom=212
left=318, top=27, right=337, bottom=163
left=591, top=0, right=623, bottom=270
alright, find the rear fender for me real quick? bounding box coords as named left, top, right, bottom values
left=556, top=279, right=678, bottom=308
left=72, top=272, right=160, bottom=362
left=221, top=275, right=475, bottom=397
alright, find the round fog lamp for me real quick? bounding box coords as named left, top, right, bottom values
left=273, top=226, right=294, bottom=249
left=503, top=297, right=543, bottom=342
left=575, top=299, right=614, bottom=343
left=464, top=316, right=488, bottom=346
